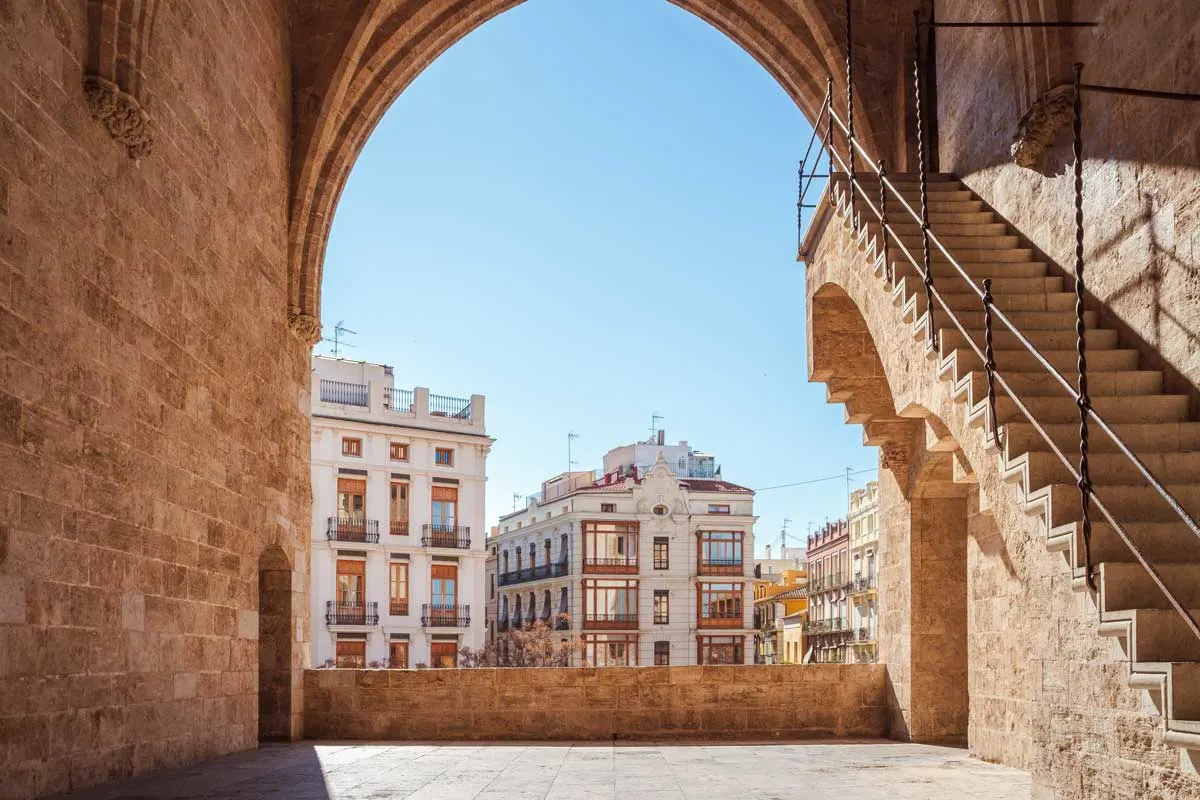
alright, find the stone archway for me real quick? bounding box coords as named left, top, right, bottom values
left=284, top=0, right=927, bottom=339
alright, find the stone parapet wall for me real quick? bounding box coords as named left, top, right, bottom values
left=303, top=665, right=888, bottom=741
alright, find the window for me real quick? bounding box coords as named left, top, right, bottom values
left=559, top=533, right=568, bottom=564
left=582, top=520, right=638, bottom=573
left=489, top=573, right=494, bottom=599
left=581, top=633, right=638, bottom=666
left=707, top=504, right=730, bottom=515
left=697, top=582, right=743, bottom=628
left=435, top=447, right=454, bottom=466
left=582, top=579, right=638, bottom=628
left=336, top=477, right=366, bottom=526
left=653, top=537, right=669, bottom=570
left=336, top=559, right=365, bottom=605
left=430, top=486, right=458, bottom=533
left=388, top=640, right=409, bottom=669
left=335, top=639, right=366, bottom=668
left=431, top=563, right=458, bottom=608
left=389, top=562, right=408, bottom=615
left=653, top=590, right=669, bottom=624
left=389, top=442, right=409, bottom=461
left=341, top=437, right=362, bottom=457
left=697, top=635, right=744, bottom=665
left=698, top=531, right=744, bottom=575
left=601, top=503, right=616, bottom=513
left=430, top=641, right=458, bottom=669
left=544, top=539, right=552, bottom=565
left=652, top=504, right=668, bottom=517
left=654, top=640, right=670, bottom=666
left=390, top=481, right=409, bottom=535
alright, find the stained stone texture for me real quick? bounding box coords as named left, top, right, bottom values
left=303, top=665, right=889, bottom=741
left=57, top=741, right=1032, bottom=800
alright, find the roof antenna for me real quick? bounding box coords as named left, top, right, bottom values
left=321, top=320, right=357, bottom=357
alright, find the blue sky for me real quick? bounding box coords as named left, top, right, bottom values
left=319, top=0, right=877, bottom=555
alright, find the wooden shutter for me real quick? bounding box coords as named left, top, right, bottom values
left=431, top=486, right=458, bottom=502
left=338, top=478, right=366, bottom=494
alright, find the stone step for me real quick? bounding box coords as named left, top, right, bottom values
left=908, top=289, right=1079, bottom=314
left=1041, top=483, right=1200, bottom=525
left=1099, top=608, right=1200, bottom=663
left=1050, top=521, right=1200, bottom=569
left=1006, top=421, right=1200, bottom=456
left=1023, top=449, right=1200, bottom=495
left=1099, top=562, right=1200, bottom=612
left=885, top=220, right=1010, bottom=237
left=891, top=243, right=1039, bottom=265
left=967, top=370, right=1161, bottom=401
left=940, top=327, right=1119, bottom=354
left=945, top=346, right=1140, bottom=378
left=939, top=309, right=1098, bottom=332
left=994, top=393, right=1190, bottom=425
left=890, top=233, right=1022, bottom=251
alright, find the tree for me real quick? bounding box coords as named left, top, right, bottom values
left=459, top=614, right=579, bottom=667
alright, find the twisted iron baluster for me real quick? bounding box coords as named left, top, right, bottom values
left=797, top=156, right=805, bottom=256
left=1072, top=62, right=1096, bottom=592
left=982, top=278, right=1001, bottom=449
left=914, top=56, right=937, bottom=349
left=845, top=0, right=857, bottom=232
left=826, top=76, right=835, bottom=180
left=878, top=159, right=891, bottom=284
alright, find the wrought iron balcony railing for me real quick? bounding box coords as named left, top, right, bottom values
left=582, top=557, right=638, bottom=575
left=555, top=615, right=570, bottom=630
left=319, top=379, right=369, bottom=407
left=498, top=618, right=510, bottom=633
left=384, top=387, right=415, bottom=413
left=698, top=558, right=744, bottom=576
left=852, top=575, right=876, bottom=593
left=326, top=517, right=379, bottom=544
left=497, top=561, right=569, bottom=587
left=421, top=525, right=471, bottom=549
left=390, top=600, right=409, bottom=616
left=325, top=601, right=378, bottom=626
left=582, top=613, right=638, bottom=630
left=421, top=603, right=470, bottom=627
left=390, top=519, right=409, bottom=536
left=428, top=393, right=472, bottom=420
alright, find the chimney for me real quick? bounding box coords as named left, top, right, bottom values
left=657, top=429, right=665, bottom=446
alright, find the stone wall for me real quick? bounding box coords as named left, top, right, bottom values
left=303, top=665, right=889, bottom=741
left=0, top=2, right=310, bottom=798
left=936, top=0, right=1200, bottom=397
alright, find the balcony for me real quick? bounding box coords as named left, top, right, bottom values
left=582, top=557, right=638, bottom=575
left=325, top=601, right=379, bottom=626
left=421, top=524, right=471, bottom=549
left=698, top=614, right=744, bottom=629
left=554, top=614, right=570, bottom=630
left=698, top=558, right=744, bottom=577
left=498, top=561, right=569, bottom=587
left=384, top=387, right=415, bottom=413
left=319, top=379, right=369, bottom=407
left=390, top=519, right=409, bottom=536
left=390, top=600, right=409, bottom=616
left=421, top=603, right=470, bottom=627
left=498, top=617, right=510, bottom=633
left=582, top=613, right=638, bottom=630
left=326, top=517, right=380, bottom=544
left=851, top=575, right=876, bottom=594
left=855, top=627, right=873, bottom=642
left=428, top=392, right=472, bottom=421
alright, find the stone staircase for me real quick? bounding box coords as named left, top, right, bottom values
left=830, top=172, right=1200, bottom=757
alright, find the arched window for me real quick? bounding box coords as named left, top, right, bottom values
left=541, top=589, right=551, bottom=620
left=559, top=533, right=568, bottom=563
left=513, top=594, right=522, bottom=625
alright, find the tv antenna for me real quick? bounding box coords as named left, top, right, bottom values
left=648, top=412, right=664, bottom=442
left=567, top=431, right=581, bottom=477
left=322, top=320, right=358, bottom=357
left=780, top=517, right=792, bottom=555
left=511, top=492, right=522, bottom=512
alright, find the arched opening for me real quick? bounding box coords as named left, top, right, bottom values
left=258, top=545, right=297, bottom=742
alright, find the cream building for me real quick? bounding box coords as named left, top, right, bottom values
left=309, top=355, right=492, bottom=669
left=490, top=433, right=757, bottom=666
left=847, top=481, right=879, bottom=664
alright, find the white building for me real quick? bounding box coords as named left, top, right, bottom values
left=309, top=355, right=492, bottom=669
left=489, top=432, right=756, bottom=666
left=847, top=480, right=879, bottom=663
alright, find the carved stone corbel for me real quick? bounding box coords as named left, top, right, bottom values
left=1011, top=83, right=1075, bottom=170
left=85, top=0, right=160, bottom=158
left=287, top=312, right=322, bottom=347
left=880, top=441, right=911, bottom=495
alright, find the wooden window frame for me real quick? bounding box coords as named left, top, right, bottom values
left=581, top=578, right=639, bottom=629
left=389, top=561, right=409, bottom=616
left=707, top=503, right=731, bottom=515
left=697, top=582, right=744, bottom=628
left=600, top=503, right=616, bottom=513
left=653, top=537, right=669, bottom=570
left=696, top=635, right=744, bottom=665
left=697, top=531, right=745, bottom=576
left=434, top=447, right=454, bottom=467
left=341, top=437, right=363, bottom=457
left=335, top=639, right=366, bottom=668
left=390, top=480, right=409, bottom=536
left=430, top=641, right=459, bottom=669
left=654, top=640, right=670, bottom=666
left=581, top=520, right=639, bottom=574
left=390, top=442, right=410, bottom=461
left=388, top=640, right=409, bottom=669
left=581, top=633, right=639, bottom=667
left=653, top=589, right=669, bottom=625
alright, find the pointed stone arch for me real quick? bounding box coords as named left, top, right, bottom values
left=258, top=544, right=299, bottom=742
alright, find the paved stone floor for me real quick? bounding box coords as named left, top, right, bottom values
left=62, top=741, right=1031, bottom=799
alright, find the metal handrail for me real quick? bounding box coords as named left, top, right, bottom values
left=815, top=86, right=1200, bottom=644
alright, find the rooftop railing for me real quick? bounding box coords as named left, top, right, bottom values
left=319, top=379, right=369, bottom=407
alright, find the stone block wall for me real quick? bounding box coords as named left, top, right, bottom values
left=303, top=665, right=889, bottom=741
left=0, top=2, right=309, bottom=797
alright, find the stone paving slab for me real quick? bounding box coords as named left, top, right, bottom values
left=57, top=741, right=1031, bottom=799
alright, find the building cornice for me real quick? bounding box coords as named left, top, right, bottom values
left=312, top=413, right=494, bottom=442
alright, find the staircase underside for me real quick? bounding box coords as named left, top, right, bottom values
left=813, top=172, right=1200, bottom=762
